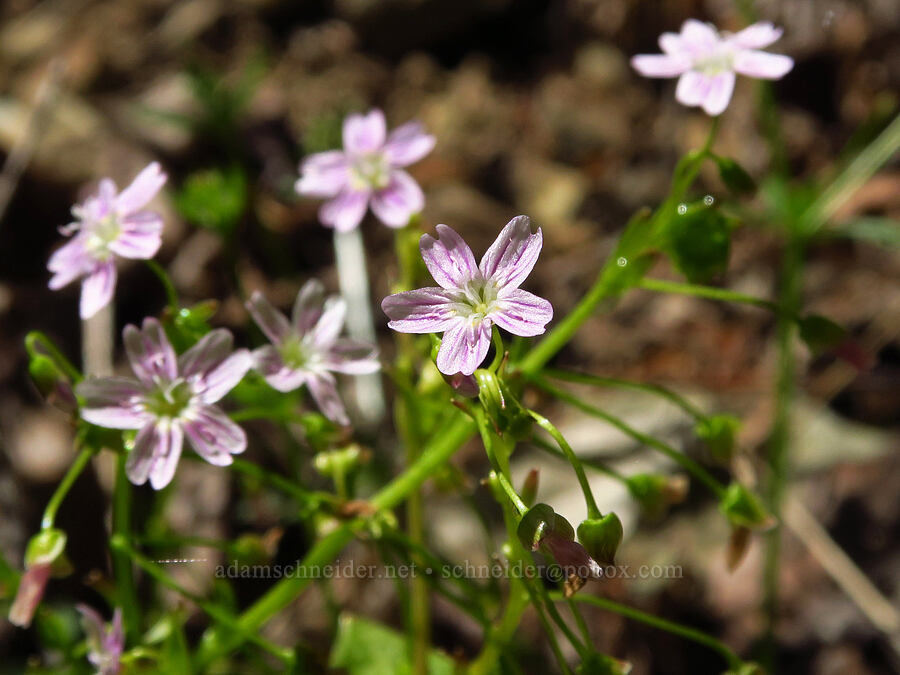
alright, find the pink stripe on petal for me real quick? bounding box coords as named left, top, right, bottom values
left=479, top=216, right=543, bottom=290
left=436, top=319, right=491, bottom=376
left=493, top=288, right=553, bottom=337
left=148, top=423, right=184, bottom=490
left=115, top=162, right=167, bottom=215
left=420, top=224, right=479, bottom=290
left=108, top=215, right=163, bottom=259
left=325, top=338, right=380, bottom=374
left=296, top=151, right=349, bottom=198
left=178, top=329, right=233, bottom=379
left=80, top=261, right=117, bottom=319
left=370, top=170, right=424, bottom=228
left=307, top=372, right=350, bottom=426
left=77, top=377, right=149, bottom=429
left=701, top=71, right=736, bottom=115
left=292, top=280, right=326, bottom=335
left=319, top=189, right=370, bottom=232
left=631, top=54, right=690, bottom=78
left=733, top=50, right=793, bottom=79
left=729, top=22, right=783, bottom=50
left=342, top=109, right=386, bottom=155
left=125, top=423, right=161, bottom=486
left=246, top=291, right=291, bottom=345
left=382, top=288, right=458, bottom=333
left=184, top=405, right=246, bottom=465
left=384, top=121, right=436, bottom=167
left=124, top=318, right=178, bottom=386
left=675, top=71, right=712, bottom=107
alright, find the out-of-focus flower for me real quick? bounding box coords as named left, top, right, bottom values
left=76, top=318, right=252, bottom=489
left=247, top=281, right=380, bottom=426
left=8, top=563, right=51, bottom=628
left=76, top=605, right=124, bottom=675
left=382, top=216, right=553, bottom=376
left=48, top=163, right=167, bottom=318
left=295, top=109, right=434, bottom=231
left=631, top=20, right=793, bottom=115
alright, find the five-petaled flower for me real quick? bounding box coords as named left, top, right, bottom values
left=247, top=281, right=380, bottom=426
left=631, top=20, right=793, bottom=115
left=76, top=605, right=124, bottom=675
left=382, top=216, right=553, bottom=376
left=48, top=162, right=168, bottom=319
left=295, top=109, right=435, bottom=231
left=76, top=318, right=252, bottom=489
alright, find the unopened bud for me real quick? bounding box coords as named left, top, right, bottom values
left=577, top=513, right=624, bottom=566
left=520, top=469, right=539, bottom=508
left=719, top=483, right=776, bottom=531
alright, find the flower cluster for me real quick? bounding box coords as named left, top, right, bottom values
left=631, top=20, right=793, bottom=115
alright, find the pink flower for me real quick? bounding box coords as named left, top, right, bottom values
left=631, top=20, right=794, bottom=115
left=295, top=109, right=435, bottom=231
left=48, top=163, right=168, bottom=318
left=76, top=318, right=252, bottom=489
left=246, top=281, right=380, bottom=426
left=76, top=605, right=124, bottom=675
left=382, top=216, right=553, bottom=376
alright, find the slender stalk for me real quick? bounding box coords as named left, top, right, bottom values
left=527, top=410, right=601, bottom=519
left=468, top=577, right=531, bottom=675
left=109, top=535, right=295, bottom=666
left=145, top=259, right=179, bottom=314
left=532, top=377, right=726, bottom=499
left=489, top=326, right=505, bottom=372
left=561, top=593, right=743, bottom=672
left=112, top=454, right=140, bottom=642
left=638, top=277, right=779, bottom=314
left=41, top=446, right=94, bottom=530
left=529, top=435, right=627, bottom=483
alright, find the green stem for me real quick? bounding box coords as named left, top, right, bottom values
left=145, top=260, right=179, bottom=313
left=529, top=435, right=627, bottom=483
left=112, top=454, right=140, bottom=642
left=532, top=377, right=726, bottom=499
left=25, top=331, right=82, bottom=383
left=41, top=446, right=93, bottom=529
left=638, top=277, right=780, bottom=314
left=468, top=577, right=531, bottom=675
left=527, top=410, right=601, bottom=519
left=489, top=326, right=505, bottom=372
left=561, top=593, right=743, bottom=672
left=109, top=535, right=295, bottom=666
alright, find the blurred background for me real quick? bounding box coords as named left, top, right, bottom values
left=1, top=0, right=899, bottom=673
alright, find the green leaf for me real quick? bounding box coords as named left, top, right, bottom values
left=329, top=614, right=455, bottom=675
left=175, top=167, right=247, bottom=235
left=664, top=200, right=732, bottom=283
left=797, top=314, right=847, bottom=355
left=714, top=155, right=756, bottom=195
left=827, top=217, right=900, bottom=248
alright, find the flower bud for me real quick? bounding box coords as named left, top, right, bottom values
left=313, top=444, right=367, bottom=477
left=27, top=353, right=76, bottom=414
left=520, top=469, right=539, bottom=508
left=9, top=529, right=68, bottom=628
left=25, top=528, right=67, bottom=568
left=446, top=372, right=479, bottom=398
left=719, top=483, right=776, bottom=531
left=474, top=369, right=531, bottom=438
left=577, top=513, right=624, bottom=566
left=695, top=414, right=740, bottom=463
left=578, top=652, right=633, bottom=675
left=626, top=473, right=689, bottom=517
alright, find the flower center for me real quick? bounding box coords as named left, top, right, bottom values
left=349, top=152, right=390, bottom=191
left=455, top=280, right=499, bottom=323
left=143, top=379, right=194, bottom=420
left=693, top=47, right=734, bottom=76
left=279, top=336, right=313, bottom=370
left=83, top=214, right=121, bottom=260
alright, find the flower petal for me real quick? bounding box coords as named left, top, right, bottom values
left=178, top=329, right=233, bottom=379
left=325, top=338, right=380, bottom=374
left=195, top=350, right=252, bottom=404
left=383, top=121, right=436, bottom=167
left=382, top=287, right=458, bottom=333
left=126, top=421, right=184, bottom=490
left=729, top=22, right=783, bottom=50
left=675, top=71, right=712, bottom=107
left=493, top=288, right=553, bottom=337
left=292, top=279, right=326, bottom=335
left=478, top=216, right=543, bottom=290
left=115, top=162, right=167, bottom=216
left=701, top=71, right=736, bottom=115
left=436, top=319, right=491, bottom=376
left=319, top=189, right=370, bottom=232
left=179, top=329, right=251, bottom=403
left=108, top=212, right=163, bottom=259
left=370, top=170, right=424, bottom=228
left=76, top=604, right=106, bottom=653
left=77, top=377, right=149, bottom=429
left=680, top=19, right=719, bottom=51
left=295, top=151, right=349, bottom=198
left=733, top=50, right=793, bottom=79
left=48, top=235, right=93, bottom=290
left=310, top=296, right=347, bottom=349
left=124, top=318, right=178, bottom=386
left=630, top=54, right=690, bottom=78
left=659, top=32, right=684, bottom=54
left=420, top=224, right=479, bottom=290
left=342, top=109, right=386, bottom=155
left=183, top=405, right=246, bottom=465
left=8, top=563, right=51, bottom=628
left=306, top=372, right=349, bottom=426
left=246, top=291, right=291, bottom=345
left=80, top=261, right=117, bottom=319
left=253, top=345, right=307, bottom=392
